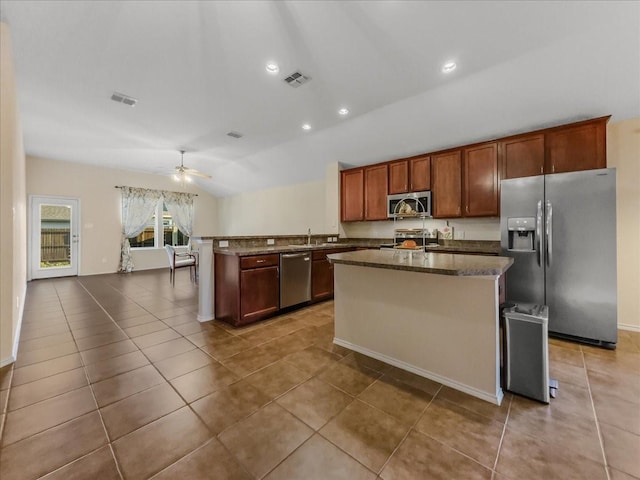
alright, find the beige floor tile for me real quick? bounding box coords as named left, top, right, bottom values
left=79, top=339, right=139, bottom=365
left=600, top=423, right=640, bottom=478
left=11, top=353, right=83, bottom=387
left=416, top=398, right=504, bottom=468
left=199, top=335, right=253, bottom=360
left=75, top=331, right=128, bottom=351
left=507, top=387, right=603, bottom=463
left=40, top=445, right=120, bottom=480
left=0, top=412, right=107, bottom=480
left=320, top=399, right=410, bottom=472
left=277, top=377, right=353, bottom=430
left=221, top=346, right=282, bottom=377
left=85, top=350, right=149, bottom=383
left=112, top=406, right=211, bottom=479
left=496, top=427, right=607, bottom=480
left=359, top=375, right=433, bottom=426
left=265, top=433, right=376, bottom=480
left=436, top=386, right=511, bottom=423
left=132, top=328, right=182, bottom=349
left=592, top=387, right=640, bottom=435
left=383, top=366, right=442, bottom=396
left=245, top=359, right=311, bottom=398
left=548, top=344, right=584, bottom=367
left=608, top=467, right=640, bottom=480
left=190, top=380, right=270, bottom=434
left=588, top=368, right=640, bottom=405
left=92, top=364, right=165, bottom=407
left=2, top=386, right=96, bottom=446
left=584, top=350, right=640, bottom=377
left=170, top=362, right=239, bottom=403
left=123, top=320, right=169, bottom=338
left=101, top=382, right=185, bottom=440
left=8, top=367, right=88, bottom=411
left=153, top=348, right=213, bottom=379
left=15, top=341, right=79, bottom=368
left=141, top=337, right=196, bottom=362
left=152, top=438, right=252, bottom=480
left=284, top=345, right=341, bottom=376
left=218, top=402, right=313, bottom=479
left=380, top=429, right=492, bottom=480
left=318, top=359, right=381, bottom=396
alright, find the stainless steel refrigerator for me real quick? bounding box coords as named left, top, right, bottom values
left=500, top=168, right=617, bottom=348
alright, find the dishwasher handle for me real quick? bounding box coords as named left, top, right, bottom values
left=281, top=253, right=310, bottom=260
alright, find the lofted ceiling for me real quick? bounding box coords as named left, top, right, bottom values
left=1, top=1, right=638, bottom=196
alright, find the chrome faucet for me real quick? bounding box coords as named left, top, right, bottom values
left=307, top=228, right=311, bottom=245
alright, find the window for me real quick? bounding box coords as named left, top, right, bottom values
left=129, top=201, right=190, bottom=248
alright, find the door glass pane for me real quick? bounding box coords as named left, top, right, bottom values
left=40, top=205, right=71, bottom=268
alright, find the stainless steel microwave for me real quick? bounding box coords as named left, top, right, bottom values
left=387, top=191, right=432, bottom=218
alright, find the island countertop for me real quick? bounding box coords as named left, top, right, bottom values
left=327, top=249, right=513, bottom=276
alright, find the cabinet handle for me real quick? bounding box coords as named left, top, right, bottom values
left=256, top=259, right=266, bottom=263
left=466, top=205, right=469, bottom=214
left=552, top=164, right=555, bottom=173
left=457, top=206, right=461, bottom=215
left=540, top=165, right=543, bottom=174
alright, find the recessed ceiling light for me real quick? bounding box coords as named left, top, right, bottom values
left=266, top=63, right=279, bottom=74
left=442, top=62, right=457, bottom=73
left=338, top=108, right=349, bottom=116
left=302, top=124, right=311, bottom=131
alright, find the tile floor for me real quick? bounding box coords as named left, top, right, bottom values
left=0, top=269, right=639, bottom=480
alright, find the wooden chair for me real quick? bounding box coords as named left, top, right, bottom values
left=164, top=245, right=197, bottom=286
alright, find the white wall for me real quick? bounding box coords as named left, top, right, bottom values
left=0, top=23, right=27, bottom=366
left=217, top=179, right=325, bottom=236
left=26, top=157, right=218, bottom=275
left=607, top=118, right=640, bottom=331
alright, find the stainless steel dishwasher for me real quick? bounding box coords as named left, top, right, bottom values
left=280, top=252, right=312, bottom=308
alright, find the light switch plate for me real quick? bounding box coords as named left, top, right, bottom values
left=219, top=240, right=229, bottom=247
left=267, top=238, right=275, bottom=245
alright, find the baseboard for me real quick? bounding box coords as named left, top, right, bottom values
left=333, top=337, right=504, bottom=406
left=619, top=323, right=640, bottom=333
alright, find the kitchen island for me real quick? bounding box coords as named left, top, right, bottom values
left=327, top=249, right=513, bottom=405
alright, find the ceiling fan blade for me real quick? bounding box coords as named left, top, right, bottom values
left=187, top=170, right=212, bottom=179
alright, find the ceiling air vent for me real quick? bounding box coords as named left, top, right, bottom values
left=283, top=71, right=311, bottom=88
left=226, top=131, right=243, bottom=139
left=110, top=91, right=138, bottom=107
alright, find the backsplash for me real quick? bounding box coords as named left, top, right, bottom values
left=340, top=217, right=500, bottom=241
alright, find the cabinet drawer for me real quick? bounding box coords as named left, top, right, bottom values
left=240, top=254, right=279, bottom=270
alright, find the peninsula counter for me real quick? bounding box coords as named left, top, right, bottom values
left=327, top=249, right=513, bottom=405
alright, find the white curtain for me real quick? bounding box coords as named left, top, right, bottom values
left=118, top=187, right=162, bottom=272
left=163, top=191, right=195, bottom=250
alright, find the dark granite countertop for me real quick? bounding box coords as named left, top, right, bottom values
left=214, top=243, right=367, bottom=257
left=327, top=249, right=512, bottom=276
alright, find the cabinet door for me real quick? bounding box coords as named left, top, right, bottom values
left=240, top=266, right=279, bottom=325
left=312, top=259, right=333, bottom=301
left=545, top=120, right=607, bottom=174
left=463, top=142, right=499, bottom=217
left=364, top=164, right=388, bottom=220
left=340, top=168, right=364, bottom=222
left=410, top=155, right=431, bottom=192
left=500, top=134, right=544, bottom=179
left=432, top=151, right=462, bottom=218
left=388, top=160, right=409, bottom=194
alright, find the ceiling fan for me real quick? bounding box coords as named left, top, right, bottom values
left=172, top=150, right=212, bottom=183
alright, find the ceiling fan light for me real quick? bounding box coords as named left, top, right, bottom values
left=172, top=174, right=180, bottom=182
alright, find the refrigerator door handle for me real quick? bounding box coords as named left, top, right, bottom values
left=546, top=200, right=553, bottom=266
left=536, top=200, right=542, bottom=266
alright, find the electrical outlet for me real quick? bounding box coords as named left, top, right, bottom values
left=219, top=240, right=229, bottom=247
left=327, top=237, right=332, bottom=243
left=267, top=238, right=275, bottom=245
left=332, top=237, right=338, bottom=242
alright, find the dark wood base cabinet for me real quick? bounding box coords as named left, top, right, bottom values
left=215, top=253, right=279, bottom=327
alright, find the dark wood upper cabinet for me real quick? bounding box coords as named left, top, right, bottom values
left=388, top=160, right=409, bottom=194
left=432, top=150, right=462, bottom=218
left=364, top=164, right=388, bottom=220
left=500, top=134, right=545, bottom=179
left=410, top=155, right=431, bottom=191
left=463, top=142, right=499, bottom=217
left=545, top=118, right=607, bottom=174
left=340, top=168, right=364, bottom=222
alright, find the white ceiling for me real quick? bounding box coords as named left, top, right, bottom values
left=1, top=1, right=638, bottom=196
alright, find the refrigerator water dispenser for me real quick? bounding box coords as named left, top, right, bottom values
left=507, top=217, right=536, bottom=251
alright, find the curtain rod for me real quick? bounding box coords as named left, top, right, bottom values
left=114, top=186, right=198, bottom=196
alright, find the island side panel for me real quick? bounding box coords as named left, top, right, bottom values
left=333, top=263, right=502, bottom=404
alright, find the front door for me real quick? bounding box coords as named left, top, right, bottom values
left=31, top=196, right=80, bottom=279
